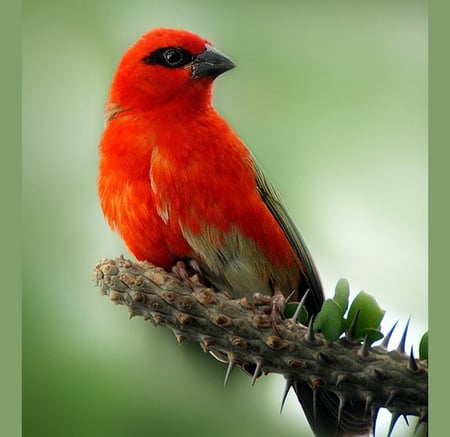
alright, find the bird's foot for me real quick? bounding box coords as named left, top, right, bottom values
left=172, top=260, right=190, bottom=282
left=171, top=259, right=206, bottom=286
left=253, top=287, right=286, bottom=336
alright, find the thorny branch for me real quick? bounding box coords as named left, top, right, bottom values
left=93, top=257, right=428, bottom=435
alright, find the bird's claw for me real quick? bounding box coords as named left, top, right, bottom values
left=172, top=260, right=190, bottom=282
left=171, top=259, right=206, bottom=288
left=253, top=287, right=286, bottom=337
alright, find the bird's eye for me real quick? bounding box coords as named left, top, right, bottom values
left=163, top=48, right=184, bottom=66
left=142, top=47, right=193, bottom=68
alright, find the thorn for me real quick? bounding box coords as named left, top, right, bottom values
left=223, top=359, right=236, bottom=388
left=251, top=360, right=263, bottom=386
left=280, top=378, right=293, bottom=414
left=408, top=346, right=419, bottom=372
left=371, top=367, right=387, bottom=380
left=363, top=394, right=373, bottom=420
left=290, top=290, right=309, bottom=324
left=285, top=289, right=296, bottom=304
left=336, top=373, right=348, bottom=388
left=173, top=329, right=186, bottom=344
left=381, top=320, right=398, bottom=349
left=345, top=308, right=360, bottom=342
left=175, top=333, right=186, bottom=344
left=358, top=335, right=371, bottom=358
left=387, top=412, right=401, bottom=437
left=371, top=406, right=379, bottom=437
left=403, top=414, right=409, bottom=426
left=312, top=385, right=318, bottom=420
left=317, top=351, right=333, bottom=365
left=386, top=389, right=400, bottom=407
left=396, top=317, right=411, bottom=354
left=337, top=395, right=346, bottom=425
left=209, top=350, right=228, bottom=363
left=414, top=419, right=423, bottom=435
left=414, top=413, right=427, bottom=434
left=419, top=409, right=428, bottom=423
left=305, top=315, right=316, bottom=343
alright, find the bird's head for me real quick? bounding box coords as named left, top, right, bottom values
left=108, top=28, right=235, bottom=113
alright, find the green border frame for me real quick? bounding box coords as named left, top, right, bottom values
left=429, top=1, right=447, bottom=435
left=0, top=1, right=21, bottom=436
left=8, top=1, right=441, bottom=436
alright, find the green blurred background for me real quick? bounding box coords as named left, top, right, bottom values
left=23, top=1, right=427, bottom=436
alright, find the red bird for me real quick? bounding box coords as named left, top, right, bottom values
left=98, top=28, right=370, bottom=437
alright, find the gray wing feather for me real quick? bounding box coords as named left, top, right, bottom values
left=253, top=157, right=324, bottom=313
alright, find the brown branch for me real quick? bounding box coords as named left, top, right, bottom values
left=93, top=256, right=428, bottom=429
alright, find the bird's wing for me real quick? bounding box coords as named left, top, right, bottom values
left=254, top=158, right=372, bottom=436
left=252, top=156, right=324, bottom=313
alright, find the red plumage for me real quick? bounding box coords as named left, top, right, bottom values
left=98, top=28, right=317, bottom=300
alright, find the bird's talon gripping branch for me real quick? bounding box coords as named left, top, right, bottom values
left=171, top=259, right=207, bottom=288
left=269, top=287, right=287, bottom=337
left=171, top=260, right=190, bottom=282
left=251, top=288, right=287, bottom=337
left=186, top=259, right=205, bottom=284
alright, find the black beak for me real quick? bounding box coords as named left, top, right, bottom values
left=191, top=45, right=235, bottom=79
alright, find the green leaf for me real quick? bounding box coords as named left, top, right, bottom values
left=362, top=328, right=384, bottom=344
left=346, top=291, right=385, bottom=340
left=314, top=299, right=345, bottom=342
left=284, top=302, right=296, bottom=318
left=333, top=278, right=350, bottom=314
left=419, top=331, right=428, bottom=361
left=283, top=302, right=308, bottom=324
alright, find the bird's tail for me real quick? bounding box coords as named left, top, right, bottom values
left=294, top=382, right=372, bottom=437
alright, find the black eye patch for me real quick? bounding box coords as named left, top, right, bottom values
left=142, top=47, right=193, bottom=68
